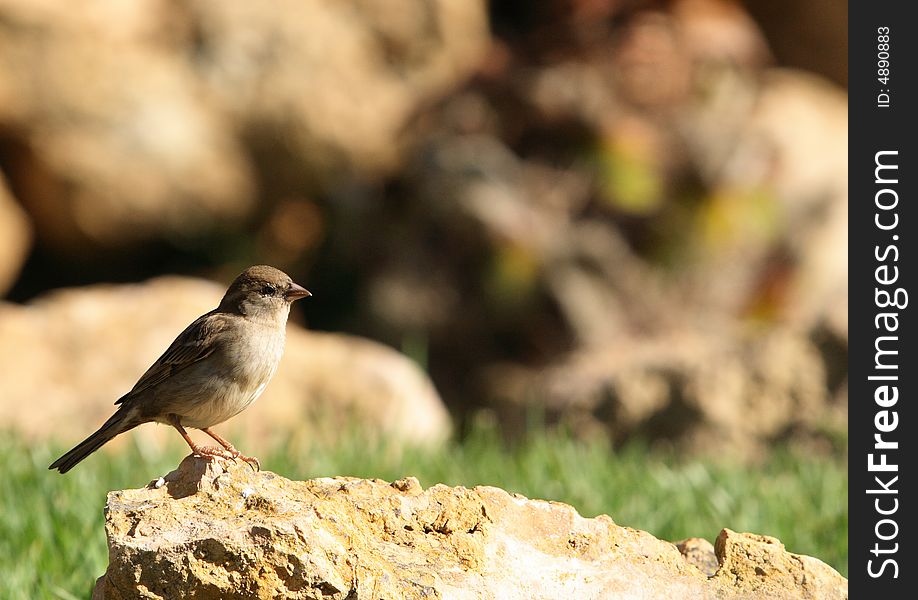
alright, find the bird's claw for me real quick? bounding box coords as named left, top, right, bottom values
left=192, top=445, right=259, bottom=471
left=223, top=447, right=259, bottom=471
left=240, top=455, right=261, bottom=472
left=193, top=446, right=237, bottom=462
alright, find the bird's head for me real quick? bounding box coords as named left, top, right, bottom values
left=219, top=265, right=311, bottom=321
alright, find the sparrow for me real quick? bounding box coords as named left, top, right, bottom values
left=49, top=265, right=311, bottom=474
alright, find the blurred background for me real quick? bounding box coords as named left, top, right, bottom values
left=0, top=0, right=847, bottom=457
left=1, top=0, right=847, bottom=591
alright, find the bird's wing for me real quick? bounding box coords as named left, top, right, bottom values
left=116, top=311, right=226, bottom=403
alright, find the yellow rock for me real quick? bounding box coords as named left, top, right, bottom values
left=92, top=457, right=848, bottom=599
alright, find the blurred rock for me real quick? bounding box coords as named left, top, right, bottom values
left=191, top=0, right=490, bottom=182
left=486, top=326, right=839, bottom=458
left=277, top=327, right=450, bottom=446
left=91, top=456, right=847, bottom=599
left=0, top=0, right=255, bottom=252
left=329, top=1, right=850, bottom=448
left=671, top=0, right=772, bottom=68
left=680, top=67, right=848, bottom=331
left=363, top=64, right=848, bottom=428
left=0, top=0, right=489, bottom=254
left=0, top=275, right=450, bottom=452
left=0, top=173, right=31, bottom=294
left=747, top=70, right=848, bottom=330
left=607, top=6, right=848, bottom=335
left=676, top=537, right=719, bottom=577
left=612, top=12, right=695, bottom=110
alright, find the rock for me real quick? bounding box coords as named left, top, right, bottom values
left=0, top=0, right=489, bottom=253
left=747, top=70, right=848, bottom=332
left=91, top=457, right=848, bottom=599
left=676, top=537, right=719, bottom=577
left=0, top=0, right=255, bottom=252
left=274, top=327, right=451, bottom=446
left=346, top=3, right=846, bottom=429
left=678, top=67, right=848, bottom=332
left=0, top=276, right=449, bottom=450
left=0, top=173, right=31, bottom=294
left=486, top=326, right=836, bottom=458
left=711, top=529, right=849, bottom=599
left=190, top=0, right=491, bottom=180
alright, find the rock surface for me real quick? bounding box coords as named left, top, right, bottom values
left=92, top=457, right=847, bottom=599
left=676, top=537, right=719, bottom=577
left=710, top=529, right=848, bottom=599
left=0, top=276, right=450, bottom=448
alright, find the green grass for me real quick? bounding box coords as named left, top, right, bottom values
left=2, top=426, right=847, bottom=599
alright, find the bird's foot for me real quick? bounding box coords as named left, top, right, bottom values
left=195, top=446, right=260, bottom=471
left=236, top=452, right=261, bottom=472
left=192, top=446, right=238, bottom=463
left=199, top=427, right=260, bottom=471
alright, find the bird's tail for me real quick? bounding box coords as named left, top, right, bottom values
left=49, top=407, right=139, bottom=474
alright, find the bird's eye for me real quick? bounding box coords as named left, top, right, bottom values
left=261, top=284, right=276, bottom=296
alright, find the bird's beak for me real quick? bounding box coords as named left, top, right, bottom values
left=285, top=283, right=312, bottom=301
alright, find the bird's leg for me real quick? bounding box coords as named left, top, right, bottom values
left=202, top=427, right=261, bottom=472
left=167, top=415, right=237, bottom=463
